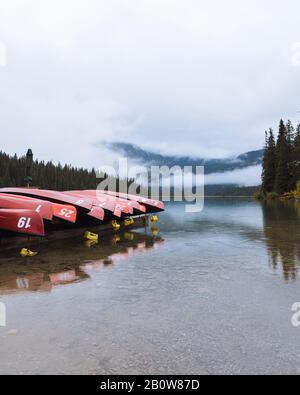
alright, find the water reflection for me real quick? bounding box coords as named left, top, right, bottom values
left=0, top=231, right=164, bottom=295
left=262, top=201, right=300, bottom=281
left=2, top=199, right=300, bottom=294
left=162, top=200, right=300, bottom=281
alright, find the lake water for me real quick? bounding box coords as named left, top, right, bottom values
left=1, top=198, right=300, bottom=375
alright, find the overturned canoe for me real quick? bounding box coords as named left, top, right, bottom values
left=0, top=188, right=164, bottom=238
left=0, top=209, right=45, bottom=236
left=0, top=193, right=77, bottom=223
left=0, top=194, right=53, bottom=221
left=64, top=191, right=123, bottom=218
left=0, top=188, right=104, bottom=222
left=65, top=190, right=146, bottom=216
left=74, top=190, right=164, bottom=213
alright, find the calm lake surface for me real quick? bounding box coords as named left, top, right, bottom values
left=1, top=198, right=300, bottom=375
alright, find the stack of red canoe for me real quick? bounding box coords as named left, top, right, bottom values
left=0, top=188, right=164, bottom=237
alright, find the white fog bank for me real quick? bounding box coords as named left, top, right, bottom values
left=205, top=165, right=262, bottom=186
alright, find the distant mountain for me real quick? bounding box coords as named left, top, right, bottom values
left=205, top=184, right=260, bottom=197
left=105, top=142, right=263, bottom=174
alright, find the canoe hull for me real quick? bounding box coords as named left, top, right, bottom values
left=0, top=194, right=53, bottom=221
left=0, top=188, right=103, bottom=222
left=0, top=188, right=164, bottom=237
left=0, top=209, right=45, bottom=236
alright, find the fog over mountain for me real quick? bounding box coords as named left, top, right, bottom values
left=104, top=141, right=263, bottom=186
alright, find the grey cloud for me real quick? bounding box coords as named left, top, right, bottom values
left=0, top=0, right=300, bottom=166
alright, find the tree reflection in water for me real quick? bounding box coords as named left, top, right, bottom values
left=262, top=200, right=300, bottom=281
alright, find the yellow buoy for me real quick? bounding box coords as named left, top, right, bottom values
left=20, top=248, right=38, bottom=257
left=111, top=220, right=121, bottom=231
left=124, top=232, right=135, bottom=241
left=84, top=239, right=99, bottom=248
left=84, top=231, right=99, bottom=241
left=151, top=227, right=159, bottom=236
left=150, top=215, right=159, bottom=223
left=124, top=217, right=134, bottom=227
left=111, top=234, right=121, bottom=245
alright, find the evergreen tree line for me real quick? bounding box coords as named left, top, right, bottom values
left=0, top=151, right=136, bottom=191
left=261, top=119, right=300, bottom=196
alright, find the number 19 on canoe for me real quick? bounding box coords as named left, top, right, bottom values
left=17, top=217, right=32, bottom=229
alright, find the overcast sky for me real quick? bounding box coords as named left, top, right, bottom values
left=0, top=0, right=300, bottom=169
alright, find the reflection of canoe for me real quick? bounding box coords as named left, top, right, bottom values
left=0, top=209, right=45, bottom=236
left=0, top=231, right=164, bottom=295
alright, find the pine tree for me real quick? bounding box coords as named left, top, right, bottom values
left=286, top=120, right=296, bottom=190
left=275, top=120, right=290, bottom=194
left=262, top=129, right=276, bottom=194
left=294, top=123, right=300, bottom=185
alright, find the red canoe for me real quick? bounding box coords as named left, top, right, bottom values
left=0, top=193, right=77, bottom=223
left=65, top=191, right=136, bottom=217
left=101, top=191, right=165, bottom=212
left=97, top=193, right=145, bottom=214
left=71, top=190, right=164, bottom=213
left=51, top=203, right=77, bottom=223
left=0, top=188, right=104, bottom=221
left=66, top=190, right=146, bottom=215
left=64, top=191, right=123, bottom=218
left=0, top=194, right=53, bottom=221
left=0, top=209, right=45, bottom=236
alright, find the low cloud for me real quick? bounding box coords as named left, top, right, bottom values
left=205, top=165, right=262, bottom=186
